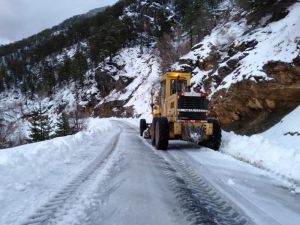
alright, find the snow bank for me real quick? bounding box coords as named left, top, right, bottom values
left=0, top=118, right=112, bottom=225
left=222, top=106, right=300, bottom=185
left=0, top=118, right=112, bottom=191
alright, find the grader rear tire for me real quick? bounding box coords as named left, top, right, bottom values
left=139, top=119, right=147, bottom=137
left=155, top=117, right=169, bottom=150
left=151, top=117, right=159, bottom=145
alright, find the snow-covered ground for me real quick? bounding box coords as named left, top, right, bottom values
left=0, top=118, right=112, bottom=225
left=1, top=0, right=299, bottom=223
left=170, top=144, right=300, bottom=225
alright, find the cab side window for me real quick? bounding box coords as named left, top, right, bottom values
left=160, top=80, right=166, bottom=104
left=171, top=79, right=176, bottom=95
left=161, top=81, right=166, bottom=97
left=178, top=80, right=187, bottom=92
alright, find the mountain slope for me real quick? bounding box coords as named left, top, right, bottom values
left=0, top=0, right=176, bottom=147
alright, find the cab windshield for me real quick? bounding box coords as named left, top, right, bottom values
left=170, top=79, right=187, bottom=95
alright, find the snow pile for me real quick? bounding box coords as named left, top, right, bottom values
left=174, top=2, right=300, bottom=94
left=0, top=118, right=112, bottom=191
left=222, top=106, right=300, bottom=185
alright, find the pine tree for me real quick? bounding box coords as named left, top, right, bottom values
left=101, top=20, right=124, bottom=60
left=88, top=33, right=103, bottom=65
left=181, top=0, right=223, bottom=47
left=72, top=50, right=88, bottom=88
left=42, top=63, right=56, bottom=94
left=8, top=59, right=25, bottom=85
left=29, top=106, right=52, bottom=142
left=0, top=66, right=5, bottom=92
left=58, top=55, right=72, bottom=84
left=55, top=112, right=71, bottom=137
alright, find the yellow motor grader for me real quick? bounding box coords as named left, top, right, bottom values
left=140, top=72, right=221, bottom=150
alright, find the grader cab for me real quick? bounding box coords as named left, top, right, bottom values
left=140, top=72, right=221, bottom=151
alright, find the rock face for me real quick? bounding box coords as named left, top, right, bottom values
left=178, top=48, right=300, bottom=135
left=95, top=71, right=133, bottom=98
left=93, top=76, right=135, bottom=117
left=210, top=57, right=300, bottom=135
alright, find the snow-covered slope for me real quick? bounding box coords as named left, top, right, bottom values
left=0, top=45, right=161, bottom=146
left=96, top=46, right=161, bottom=119
left=175, top=2, right=300, bottom=94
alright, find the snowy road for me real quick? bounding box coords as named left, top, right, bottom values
left=7, top=121, right=300, bottom=225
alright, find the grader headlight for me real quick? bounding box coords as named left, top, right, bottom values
left=205, top=123, right=213, bottom=136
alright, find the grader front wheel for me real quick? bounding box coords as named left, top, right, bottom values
left=201, top=119, right=222, bottom=151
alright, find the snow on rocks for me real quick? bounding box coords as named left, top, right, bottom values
left=99, top=46, right=161, bottom=118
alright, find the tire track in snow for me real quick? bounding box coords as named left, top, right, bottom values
left=20, top=130, right=122, bottom=225
left=141, top=137, right=251, bottom=225
left=169, top=147, right=286, bottom=225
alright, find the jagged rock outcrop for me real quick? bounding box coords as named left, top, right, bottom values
left=210, top=56, right=300, bottom=134
left=95, top=71, right=134, bottom=98
left=94, top=100, right=134, bottom=118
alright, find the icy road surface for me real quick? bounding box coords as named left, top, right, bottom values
left=2, top=121, right=300, bottom=225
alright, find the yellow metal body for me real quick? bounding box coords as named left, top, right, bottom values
left=152, top=72, right=213, bottom=141
left=158, top=72, right=190, bottom=121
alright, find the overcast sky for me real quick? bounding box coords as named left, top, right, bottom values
left=0, top=0, right=118, bottom=45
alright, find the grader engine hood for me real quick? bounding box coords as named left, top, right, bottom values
left=177, top=93, right=209, bottom=120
